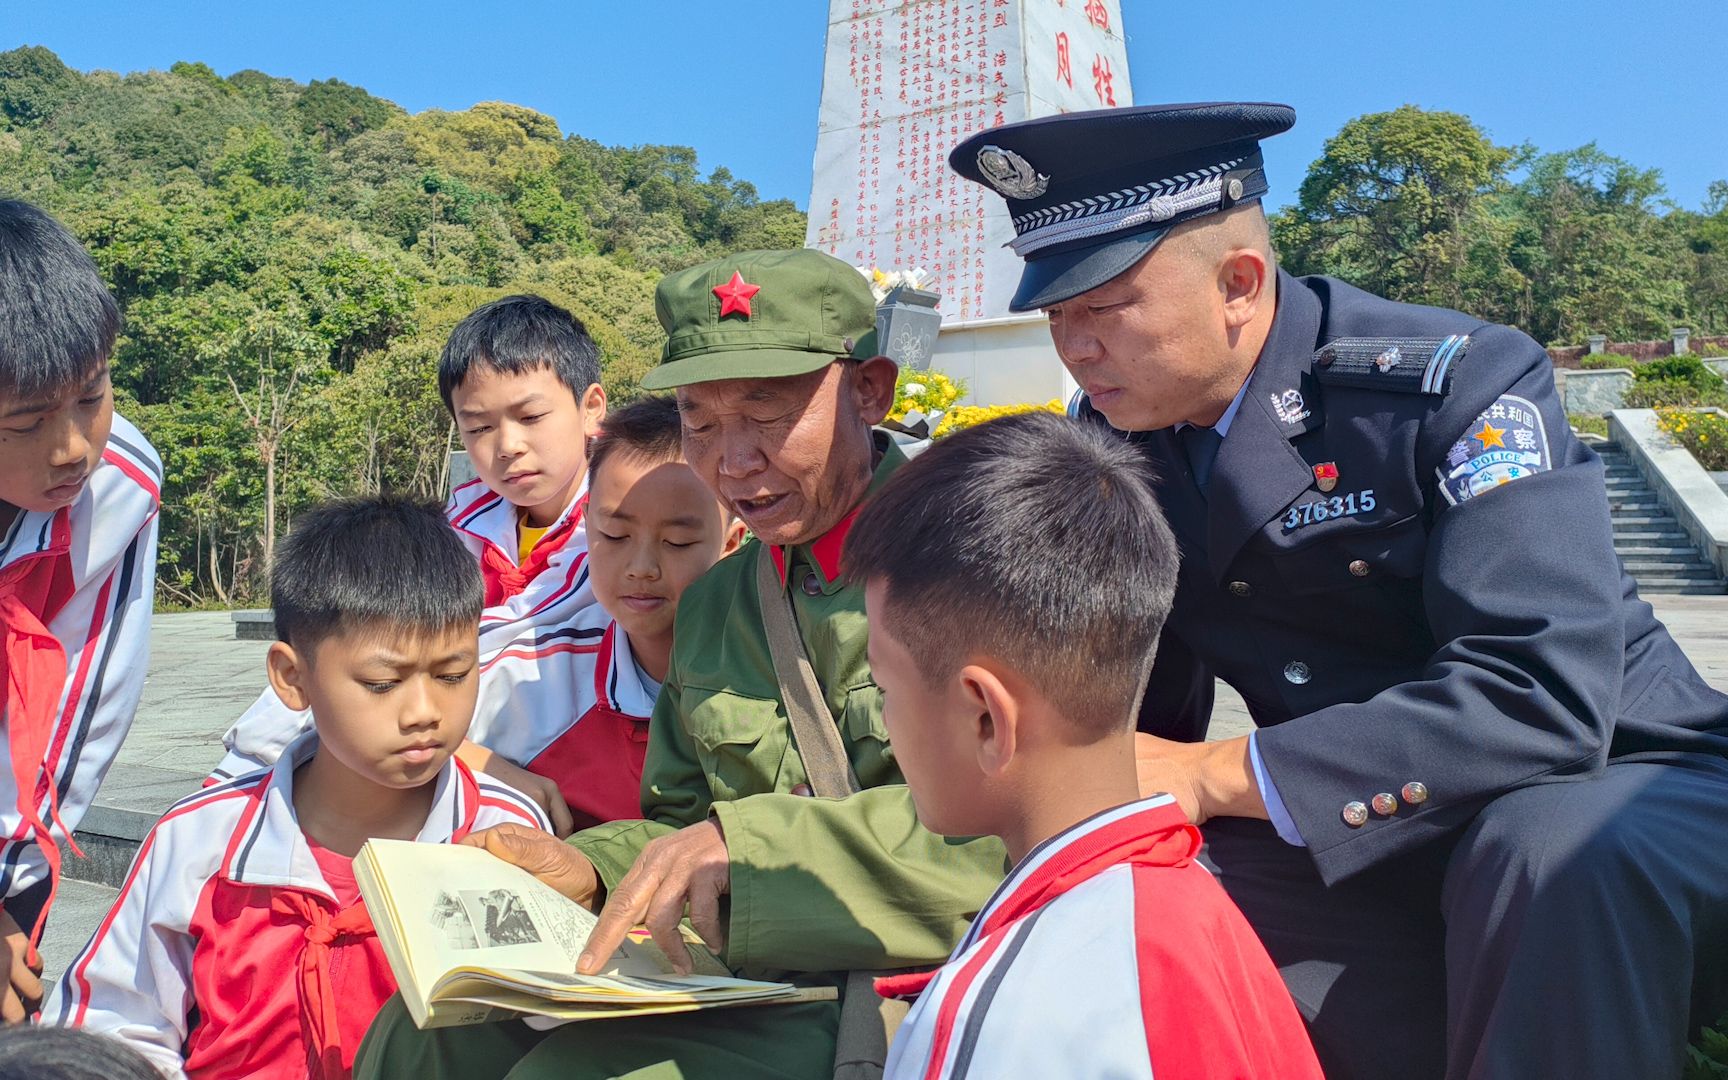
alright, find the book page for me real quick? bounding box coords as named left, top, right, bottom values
left=361, top=840, right=732, bottom=990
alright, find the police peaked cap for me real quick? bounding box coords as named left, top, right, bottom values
left=949, top=102, right=1296, bottom=312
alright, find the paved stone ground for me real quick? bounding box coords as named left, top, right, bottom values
left=36, top=599, right=1728, bottom=987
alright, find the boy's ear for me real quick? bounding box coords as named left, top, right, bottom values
left=720, top=514, right=747, bottom=557
left=959, top=662, right=1019, bottom=779
left=266, top=642, right=313, bottom=712
left=580, top=383, right=608, bottom=431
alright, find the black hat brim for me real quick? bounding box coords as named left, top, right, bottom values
left=1009, top=224, right=1170, bottom=313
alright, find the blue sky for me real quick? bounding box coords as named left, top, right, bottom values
left=5, top=0, right=1725, bottom=214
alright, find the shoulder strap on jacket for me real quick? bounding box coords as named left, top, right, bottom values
left=754, top=544, right=860, bottom=799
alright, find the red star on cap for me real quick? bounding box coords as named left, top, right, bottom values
left=713, top=271, right=761, bottom=319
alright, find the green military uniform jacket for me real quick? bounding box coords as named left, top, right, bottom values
left=573, top=437, right=1007, bottom=979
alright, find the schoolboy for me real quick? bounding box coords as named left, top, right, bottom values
left=845, top=413, right=1323, bottom=1080
left=462, top=395, right=745, bottom=831
left=215, top=296, right=606, bottom=821
left=0, top=200, right=160, bottom=1022
left=47, top=497, right=550, bottom=1079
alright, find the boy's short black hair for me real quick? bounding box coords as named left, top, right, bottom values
left=588, top=394, right=683, bottom=483
left=272, top=495, right=483, bottom=653
left=0, top=1025, right=161, bottom=1080
left=845, top=411, right=1180, bottom=738
left=0, top=200, right=122, bottom=401
left=438, top=294, right=602, bottom=413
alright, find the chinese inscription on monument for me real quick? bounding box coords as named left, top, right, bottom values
left=808, top=0, right=1132, bottom=322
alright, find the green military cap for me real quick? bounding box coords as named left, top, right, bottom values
left=642, top=248, right=878, bottom=390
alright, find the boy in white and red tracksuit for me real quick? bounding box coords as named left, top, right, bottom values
left=461, top=395, right=744, bottom=831
left=0, top=201, right=160, bottom=998
left=213, top=296, right=607, bottom=815
left=46, top=497, right=551, bottom=1079
left=846, top=413, right=1323, bottom=1080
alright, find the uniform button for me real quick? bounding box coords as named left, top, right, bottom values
left=1227, top=580, right=1253, bottom=598
left=801, top=572, right=823, bottom=597
left=1341, top=801, right=1370, bottom=828
left=1401, top=781, right=1430, bottom=806
left=1371, top=792, right=1398, bottom=817
left=1348, top=559, right=1371, bottom=577
left=1317, top=346, right=1337, bottom=368
left=1283, top=661, right=1311, bottom=685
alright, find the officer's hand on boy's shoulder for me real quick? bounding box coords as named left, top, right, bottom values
left=1134, top=733, right=1267, bottom=826
left=576, top=819, right=729, bottom=978
left=460, top=824, right=600, bottom=907
left=0, top=905, right=43, bottom=1025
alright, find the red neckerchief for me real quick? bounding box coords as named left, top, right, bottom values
left=271, top=890, right=377, bottom=1080
left=0, top=511, right=80, bottom=947
left=875, top=802, right=1199, bottom=1001
left=478, top=496, right=585, bottom=605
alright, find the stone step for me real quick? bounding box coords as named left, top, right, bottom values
left=1616, top=545, right=1705, bottom=558
left=1610, top=500, right=1664, bottom=512
left=1612, top=514, right=1682, bottom=527
left=1612, top=530, right=1692, bottom=543
left=1627, top=565, right=1724, bottom=580
left=1604, top=476, right=1647, bottom=488
left=1640, top=582, right=1728, bottom=595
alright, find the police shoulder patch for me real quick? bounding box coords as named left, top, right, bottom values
left=1435, top=395, right=1551, bottom=507
left=1313, top=334, right=1471, bottom=396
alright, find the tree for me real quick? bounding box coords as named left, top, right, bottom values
left=1505, top=146, right=1690, bottom=343
left=4, top=47, right=805, bottom=604
left=1272, top=105, right=1517, bottom=314
left=0, top=46, right=79, bottom=128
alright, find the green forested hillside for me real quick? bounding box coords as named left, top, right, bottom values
left=0, top=46, right=806, bottom=605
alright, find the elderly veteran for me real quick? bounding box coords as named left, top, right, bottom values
left=354, top=248, right=1005, bottom=1080
left=949, top=102, right=1728, bottom=1080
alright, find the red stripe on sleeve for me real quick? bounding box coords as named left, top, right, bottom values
left=69, top=784, right=261, bottom=1024
left=920, top=930, right=1010, bottom=1080
left=100, top=447, right=160, bottom=502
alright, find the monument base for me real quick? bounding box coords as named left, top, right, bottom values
left=930, top=315, right=1078, bottom=408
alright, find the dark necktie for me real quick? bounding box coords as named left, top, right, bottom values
left=1179, top=425, right=1224, bottom=498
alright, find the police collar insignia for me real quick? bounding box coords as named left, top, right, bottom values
left=1375, top=345, right=1401, bottom=373
left=712, top=271, right=761, bottom=319
left=1313, top=462, right=1339, bottom=492
left=976, top=145, right=1050, bottom=200
left=1271, top=388, right=1310, bottom=426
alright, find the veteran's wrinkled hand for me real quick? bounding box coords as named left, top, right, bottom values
left=575, top=819, right=729, bottom=977
left=460, top=823, right=601, bottom=906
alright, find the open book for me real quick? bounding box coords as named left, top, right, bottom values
left=355, top=838, right=835, bottom=1029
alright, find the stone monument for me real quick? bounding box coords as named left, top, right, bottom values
left=808, top=0, right=1132, bottom=406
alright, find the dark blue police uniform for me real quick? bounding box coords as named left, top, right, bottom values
left=951, top=103, right=1728, bottom=1080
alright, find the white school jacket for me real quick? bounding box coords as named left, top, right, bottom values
left=881, top=796, right=1324, bottom=1080
left=45, top=729, right=551, bottom=1079
left=0, top=413, right=159, bottom=908
left=212, top=480, right=594, bottom=778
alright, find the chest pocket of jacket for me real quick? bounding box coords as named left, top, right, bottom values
left=1269, top=514, right=1428, bottom=597
left=683, top=689, right=793, bottom=803
left=838, top=682, right=898, bottom=787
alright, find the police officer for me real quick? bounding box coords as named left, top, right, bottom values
left=950, top=103, right=1728, bottom=1079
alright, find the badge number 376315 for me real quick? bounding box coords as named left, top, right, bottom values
left=1284, top=489, right=1377, bottom=531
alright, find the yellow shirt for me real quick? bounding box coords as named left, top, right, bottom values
left=518, top=518, right=551, bottom=564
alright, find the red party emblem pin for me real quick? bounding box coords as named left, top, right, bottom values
left=1313, top=462, right=1339, bottom=492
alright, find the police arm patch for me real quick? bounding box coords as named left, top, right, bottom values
left=1436, top=395, right=1551, bottom=507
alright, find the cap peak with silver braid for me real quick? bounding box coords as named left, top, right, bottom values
left=1007, top=156, right=1251, bottom=257
left=976, top=145, right=1050, bottom=200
